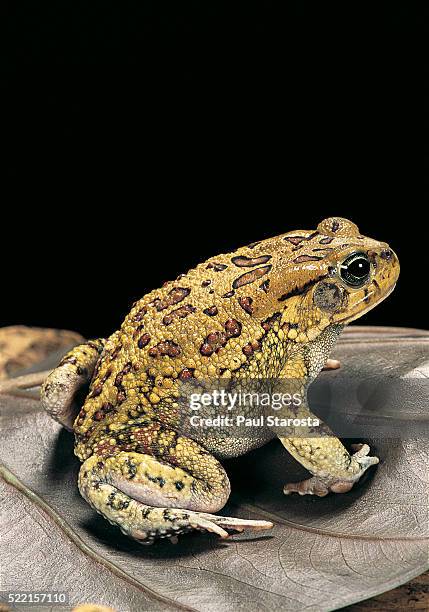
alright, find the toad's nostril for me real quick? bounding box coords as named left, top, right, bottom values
left=380, top=249, right=393, bottom=261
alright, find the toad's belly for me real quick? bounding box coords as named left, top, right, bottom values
left=187, top=428, right=275, bottom=459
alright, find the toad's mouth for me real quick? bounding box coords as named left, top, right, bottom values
left=339, top=282, right=397, bottom=324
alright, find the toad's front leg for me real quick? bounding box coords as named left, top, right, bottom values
left=79, top=427, right=272, bottom=542
left=278, top=404, right=379, bottom=497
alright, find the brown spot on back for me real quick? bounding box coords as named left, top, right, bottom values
left=231, top=254, right=272, bottom=267
left=242, top=343, right=254, bottom=356
left=207, top=332, right=223, bottom=345
left=133, top=307, right=147, bottom=322
left=114, top=362, right=132, bottom=387
left=224, top=318, right=242, bottom=337
left=319, top=237, right=334, bottom=245
left=138, top=333, right=151, bottom=348
left=114, top=362, right=132, bottom=404
left=179, top=368, right=195, bottom=381
left=293, top=254, right=324, bottom=263
left=200, top=343, right=214, bottom=356
left=238, top=296, right=254, bottom=314
left=284, top=236, right=306, bottom=246
left=203, top=306, right=218, bottom=316
left=232, top=265, right=272, bottom=289
left=162, top=304, right=196, bottom=326
left=151, top=287, right=191, bottom=312
left=206, top=262, right=228, bottom=272
left=200, top=318, right=242, bottom=356
left=284, top=231, right=319, bottom=246
left=150, top=341, right=181, bottom=358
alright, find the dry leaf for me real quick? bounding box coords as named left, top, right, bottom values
left=0, top=326, right=84, bottom=379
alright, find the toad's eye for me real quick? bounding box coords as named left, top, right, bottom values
left=339, top=252, right=371, bottom=288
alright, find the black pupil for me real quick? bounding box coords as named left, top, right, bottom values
left=348, top=257, right=370, bottom=279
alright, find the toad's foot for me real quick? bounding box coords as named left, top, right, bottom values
left=283, top=444, right=379, bottom=497
left=126, top=509, right=273, bottom=542
left=322, top=358, right=341, bottom=371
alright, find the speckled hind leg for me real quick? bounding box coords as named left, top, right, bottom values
left=278, top=404, right=378, bottom=496
left=78, top=448, right=272, bottom=543
left=40, top=339, right=105, bottom=430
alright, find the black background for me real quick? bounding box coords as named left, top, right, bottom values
left=2, top=2, right=423, bottom=338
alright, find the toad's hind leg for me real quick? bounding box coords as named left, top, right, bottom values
left=40, top=339, right=105, bottom=430
left=79, top=441, right=272, bottom=542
